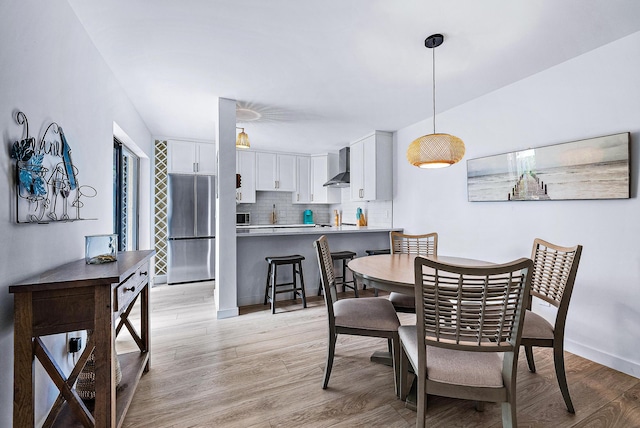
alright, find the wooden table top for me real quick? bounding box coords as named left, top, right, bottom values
left=348, top=254, right=493, bottom=295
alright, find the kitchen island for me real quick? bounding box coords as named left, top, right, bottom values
left=236, top=225, right=401, bottom=306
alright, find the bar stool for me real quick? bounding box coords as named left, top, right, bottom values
left=364, top=249, right=390, bottom=296
left=264, top=255, right=307, bottom=314
left=317, top=250, right=358, bottom=297
left=365, top=249, right=390, bottom=256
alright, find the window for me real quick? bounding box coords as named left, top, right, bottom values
left=114, top=138, right=139, bottom=251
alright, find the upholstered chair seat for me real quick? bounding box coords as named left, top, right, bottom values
left=334, top=297, right=400, bottom=332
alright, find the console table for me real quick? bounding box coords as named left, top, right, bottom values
left=10, top=250, right=155, bottom=428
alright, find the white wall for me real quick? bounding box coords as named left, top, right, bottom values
left=394, top=31, right=640, bottom=377
left=0, top=1, right=152, bottom=426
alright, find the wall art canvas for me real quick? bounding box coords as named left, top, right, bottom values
left=467, top=132, right=630, bottom=202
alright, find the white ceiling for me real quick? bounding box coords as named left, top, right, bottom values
left=67, top=0, right=640, bottom=154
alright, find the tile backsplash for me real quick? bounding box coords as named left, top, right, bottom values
left=237, top=188, right=392, bottom=227
left=237, top=192, right=332, bottom=225
left=330, top=188, right=392, bottom=227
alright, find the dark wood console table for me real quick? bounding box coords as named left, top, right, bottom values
left=10, top=250, right=155, bottom=428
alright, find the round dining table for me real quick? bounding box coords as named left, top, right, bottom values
left=348, top=253, right=494, bottom=296
left=347, top=253, right=494, bottom=409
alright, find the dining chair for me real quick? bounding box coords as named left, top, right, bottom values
left=399, top=256, right=533, bottom=428
left=313, top=235, right=401, bottom=394
left=521, top=238, right=583, bottom=413
left=388, top=231, right=438, bottom=313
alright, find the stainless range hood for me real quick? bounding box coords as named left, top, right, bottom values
left=323, top=147, right=350, bottom=187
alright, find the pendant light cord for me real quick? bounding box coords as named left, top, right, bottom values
left=432, top=45, right=436, bottom=134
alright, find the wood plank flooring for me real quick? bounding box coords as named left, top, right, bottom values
left=118, top=281, right=640, bottom=427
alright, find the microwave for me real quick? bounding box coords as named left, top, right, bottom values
left=236, top=212, right=250, bottom=225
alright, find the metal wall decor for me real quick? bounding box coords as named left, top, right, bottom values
left=10, top=111, right=97, bottom=223
left=466, top=133, right=630, bottom=202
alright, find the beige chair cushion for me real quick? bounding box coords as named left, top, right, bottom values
left=522, top=309, right=554, bottom=340
left=389, top=292, right=415, bottom=309
left=334, top=297, right=400, bottom=332
left=399, top=325, right=504, bottom=388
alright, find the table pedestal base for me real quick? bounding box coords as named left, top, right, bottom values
left=370, top=351, right=393, bottom=366
left=370, top=351, right=418, bottom=410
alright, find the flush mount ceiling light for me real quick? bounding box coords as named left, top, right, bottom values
left=236, top=127, right=250, bottom=149
left=407, top=34, right=465, bottom=169
left=236, top=108, right=262, bottom=122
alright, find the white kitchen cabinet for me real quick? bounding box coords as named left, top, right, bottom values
left=292, top=154, right=340, bottom=204
left=350, top=131, right=393, bottom=201
left=293, top=156, right=311, bottom=203
left=256, top=152, right=296, bottom=191
left=168, top=140, right=216, bottom=174
left=236, top=150, right=256, bottom=203
left=310, top=154, right=340, bottom=203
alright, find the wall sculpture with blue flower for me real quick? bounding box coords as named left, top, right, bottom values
left=10, top=111, right=96, bottom=223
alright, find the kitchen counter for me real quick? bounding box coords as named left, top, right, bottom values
left=237, top=225, right=399, bottom=237
left=236, top=225, right=400, bottom=306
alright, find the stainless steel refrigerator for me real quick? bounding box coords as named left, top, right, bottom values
left=167, top=174, right=216, bottom=284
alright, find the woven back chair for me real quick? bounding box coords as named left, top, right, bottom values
left=398, top=256, right=533, bottom=428
left=390, top=231, right=438, bottom=256
left=313, top=235, right=401, bottom=393
left=522, top=238, right=582, bottom=413
left=389, top=232, right=438, bottom=313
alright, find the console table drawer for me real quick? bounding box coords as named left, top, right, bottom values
left=114, top=262, right=149, bottom=314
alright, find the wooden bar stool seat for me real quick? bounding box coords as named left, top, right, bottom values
left=264, top=255, right=307, bottom=314
left=317, top=250, right=358, bottom=297
left=365, top=249, right=390, bottom=256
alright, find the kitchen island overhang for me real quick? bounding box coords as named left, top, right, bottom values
left=236, top=226, right=401, bottom=307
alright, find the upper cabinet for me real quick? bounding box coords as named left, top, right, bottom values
left=236, top=150, right=256, bottom=203
left=293, top=156, right=311, bottom=203
left=293, top=154, right=340, bottom=204
left=168, top=141, right=216, bottom=174
left=256, top=152, right=296, bottom=191
left=310, top=154, right=340, bottom=204
left=350, top=131, right=393, bottom=201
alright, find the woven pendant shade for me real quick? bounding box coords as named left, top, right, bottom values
left=407, top=132, right=465, bottom=168
left=407, top=34, right=465, bottom=168
left=236, top=128, right=250, bottom=149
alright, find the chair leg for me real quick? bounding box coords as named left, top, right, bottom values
left=270, top=264, right=277, bottom=314
left=317, top=276, right=323, bottom=296
left=291, top=263, right=298, bottom=301
left=264, top=263, right=272, bottom=305
left=349, top=264, right=359, bottom=298
left=297, top=261, right=307, bottom=308
left=501, top=402, right=517, bottom=428
left=554, top=344, right=575, bottom=413
left=525, top=345, right=536, bottom=373
left=399, top=344, right=410, bottom=401
left=391, top=334, right=400, bottom=397
left=323, top=332, right=337, bottom=389
left=417, top=365, right=426, bottom=428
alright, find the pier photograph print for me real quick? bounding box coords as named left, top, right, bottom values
left=466, top=133, right=630, bottom=202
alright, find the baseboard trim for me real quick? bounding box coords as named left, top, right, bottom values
left=566, top=339, right=640, bottom=379
left=216, top=306, right=239, bottom=319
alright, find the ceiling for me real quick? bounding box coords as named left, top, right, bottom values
left=67, top=0, right=640, bottom=154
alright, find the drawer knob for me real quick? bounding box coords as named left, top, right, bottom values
left=124, top=286, right=136, bottom=292
left=140, top=271, right=148, bottom=276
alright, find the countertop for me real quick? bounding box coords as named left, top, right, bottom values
left=236, top=224, right=401, bottom=237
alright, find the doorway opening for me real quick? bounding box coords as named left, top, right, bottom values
left=114, top=138, right=140, bottom=251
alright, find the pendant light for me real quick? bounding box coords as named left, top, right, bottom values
left=407, top=34, right=465, bottom=168
left=236, top=127, right=250, bottom=149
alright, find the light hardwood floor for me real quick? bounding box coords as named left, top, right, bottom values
left=119, top=281, right=640, bottom=427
